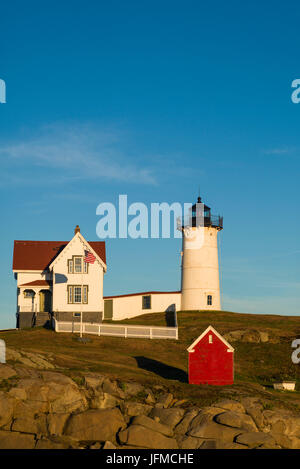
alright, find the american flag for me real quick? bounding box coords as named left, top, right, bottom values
left=84, top=250, right=96, bottom=264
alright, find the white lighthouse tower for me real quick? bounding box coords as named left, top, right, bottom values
left=179, top=196, right=223, bottom=311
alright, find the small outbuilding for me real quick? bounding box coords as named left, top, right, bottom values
left=187, top=325, right=234, bottom=386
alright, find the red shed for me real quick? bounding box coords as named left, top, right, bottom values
left=187, top=325, right=234, bottom=386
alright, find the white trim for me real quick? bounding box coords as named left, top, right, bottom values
left=187, top=325, right=234, bottom=352
left=13, top=270, right=43, bottom=273
left=48, top=232, right=107, bottom=272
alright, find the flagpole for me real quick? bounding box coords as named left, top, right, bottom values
left=80, top=267, right=83, bottom=338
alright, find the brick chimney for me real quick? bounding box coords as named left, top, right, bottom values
left=74, top=225, right=80, bottom=235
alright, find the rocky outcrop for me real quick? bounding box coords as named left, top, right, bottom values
left=223, top=329, right=271, bottom=343
left=0, top=359, right=300, bottom=449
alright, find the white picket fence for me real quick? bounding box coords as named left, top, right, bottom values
left=52, top=318, right=178, bottom=340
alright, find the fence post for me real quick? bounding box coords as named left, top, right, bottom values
left=150, top=327, right=152, bottom=339
left=125, top=327, right=127, bottom=338
left=98, top=324, right=100, bottom=336
left=176, top=328, right=178, bottom=340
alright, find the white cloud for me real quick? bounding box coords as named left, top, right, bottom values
left=262, top=147, right=291, bottom=155
left=0, top=122, right=157, bottom=185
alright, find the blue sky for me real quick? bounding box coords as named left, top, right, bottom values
left=1, top=0, right=300, bottom=328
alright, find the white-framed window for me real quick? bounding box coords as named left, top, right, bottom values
left=74, top=257, right=82, bottom=273
left=207, top=295, right=212, bottom=306
left=209, top=334, right=213, bottom=344
left=74, top=286, right=82, bottom=303
left=73, top=312, right=81, bottom=318
left=67, top=285, right=88, bottom=304
left=68, top=256, right=88, bottom=274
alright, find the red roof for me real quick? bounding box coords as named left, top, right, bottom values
left=19, top=280, right=52, bottom=287
left=13, top=240, right=106, bottom=271
left=104, top=291, right=181, bottom=299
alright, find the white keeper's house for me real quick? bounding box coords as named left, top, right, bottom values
left=12, top=196, right=223, bottom=329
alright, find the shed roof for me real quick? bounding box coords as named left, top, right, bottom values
left=187, top=325, right=234, bottom=353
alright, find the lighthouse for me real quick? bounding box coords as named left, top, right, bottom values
left=179, top=196, right=223, bottom=311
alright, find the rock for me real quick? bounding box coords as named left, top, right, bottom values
left=156, top=393, right=173, bottom=408
left=0, top=430, right=35, bottom=449
left=35, top=439, right=68, bottom=449
left=132, top=415, right=173, bottom=437
left=122, top=401, right=152, bottom=417
left=258, top=331, right=269, bottom=343
left=175, top=409, right=199, bottom=435
left=178, top=436, right=203, bottom=449
left=187, top=407, right=226, bottom=431
left=0, top=391, right=14, bottom=428
left=90, top=392, right=120, bottom=410
left=102, top=441, right=117, bottom=449
left=11, top=378, right=49, bottom=403
left=14, top=373, right=87, bottom=413
left=14, top=398, right=49, bottom=417
left=47, top=413, right=70, bottom=436
left=271, top=432, right=300, bottom=449
left=216, top=400, right=245, bottom=414
left=64, top=408, right=126, bottom=442
left=149, top=407, right=185, bottom=428
left=242, top=330, right=261, bottom=343
left=188, top=421, right=241, bottom=442
left=241, top=398, right=264, bottom=429
left=102, top=379, right=125, bottom=399
left=219, top=442, right=248, bottom=449
left=24, top=352, right=55, bottom=369
left=9, top=387, right=27, bottom=400
left=236, top=432, right=276, bottom=448
left=215, top=411, right=257, bottom=431
left=13, top=366, right=41, bottom=379
left=12, top=377, right=86, bottom=414
left=223, top=330, right=269, bottom=344
left=119, top=425, right=178, bottom=449
left=174, top=399, right=187, bottom=407
left=6, top=348, right=22, bottom=361
left=47, top=381, right=88, bottom=414
left=121, top=382, right=144, bottom=397
left=145, top=390, right=156, bottom=405
left=263, top=410, right=300, bottom=437
left=90, top=442, right=102, bottom=449
left=41, top=372, right=74, bottom=385
left=84, top=374, right=106, bottom=390
left=199, top=440, right=217, bottom=449
left=12, top=413, right=47, bottom=435
left=0, top=364, right=17, bottom=380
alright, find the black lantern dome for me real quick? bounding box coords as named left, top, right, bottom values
left=182, top=195, right=223, bottom=229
